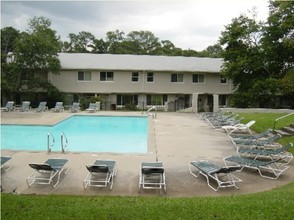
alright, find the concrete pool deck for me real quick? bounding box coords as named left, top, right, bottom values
left=1, top=111, right=293, bottom=197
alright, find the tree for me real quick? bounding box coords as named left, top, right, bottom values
left=62, top=31, right=96, bottom=53
left=219, top=1, right=294, bottom=108
left=1, top=17, right=62, bottom=104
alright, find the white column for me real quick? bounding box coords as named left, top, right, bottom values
left=192, top=93, right=199, bottom=113
left=213, top=94, right=219, bottom=112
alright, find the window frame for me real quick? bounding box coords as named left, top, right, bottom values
left=220, top=77, right=227, bottom=84
left=100, top=71, right=114, bottom=82
left=77, top=71, right=92, bottom=81
left=192, top=73, right=205, bottom=84
left=146, top=72, right=154, bottom=83
left=171, top=73, right=184, bottom=83
left=131, top=72, right=139, bottom=82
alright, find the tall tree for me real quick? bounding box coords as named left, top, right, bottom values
left=1, top=17, right=61, bottom=102
left=62, top=31, right=96, bottom=53
left=219, top=1, right=293, bottom=108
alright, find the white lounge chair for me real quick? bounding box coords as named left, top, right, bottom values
left=18, top=101, right=31, bottom=112
left=69, top=102, right=80, bottom=113
left=26, top=158, right=69, bottom=188
left=139, top=161, right=166, bottom=193
left=52, top=102, right=64, bottom=112
left=189, top=160, right=241, bottom=191
left=222, top=120, right=256, bottom=134
left=36, top=101, right=48, bottom=112
left=1, top=101, right=15, bottom=112
left=83, top=160, right=117, bottom=190
left=86, top=103, right=97, bottom=112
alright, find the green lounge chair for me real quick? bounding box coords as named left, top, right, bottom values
left=1, top=101, right=15, bottom=112
left=238, top=143, right=293, bottom=164
left=232, top=134, right=282, bottom=150
left=26, top=158, right=69, bottom=188
left=223, top=155, right=289, bottom=179
left=139, top=162, right=166, bottom=193
left=189, top=160, right=241, bottom=191
left=229, top=129, right=272, bottom=140
left=83, top=160, right=117, bottom=190
left=1, top=156, right=12, bottom=172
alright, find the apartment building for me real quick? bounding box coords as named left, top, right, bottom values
left=49, top=53, right=232, bottom=112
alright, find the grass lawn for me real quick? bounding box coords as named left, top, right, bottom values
left=1, top=112, right=294, bottom=219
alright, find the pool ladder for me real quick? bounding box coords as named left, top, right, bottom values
left=61, top=132, right=69, bottom=153
left=47, top=132, right=55, bottom=154
left=47, top=132, right=69, bottom=154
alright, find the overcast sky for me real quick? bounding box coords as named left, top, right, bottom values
left=1, top=0, right=270, bottom=51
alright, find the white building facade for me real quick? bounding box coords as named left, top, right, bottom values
left=49, top=53, right=232, bottom=112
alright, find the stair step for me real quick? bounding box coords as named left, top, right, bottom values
left=274, top=129, right=292, bottom=136
left=283, top=126, right=294, bottom=135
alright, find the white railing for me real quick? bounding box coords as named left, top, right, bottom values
left=273, top=112, right=294, bottom=130
left=47, top=132, right=55, bottom=154
left=146, top=106, right=157, bottom=118
left=61, top=132, right=69, bottom=153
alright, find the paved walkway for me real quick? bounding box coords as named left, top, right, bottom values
left=1, top=111, right=293, bottom=197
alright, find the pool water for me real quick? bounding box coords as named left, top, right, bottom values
left=1, top=115, right=148, bottom=153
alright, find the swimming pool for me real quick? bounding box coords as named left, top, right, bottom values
left=1, top=115, right=148, bottom=153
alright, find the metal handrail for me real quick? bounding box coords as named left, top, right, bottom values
left=273, top=112, right=294, bottom=130
left=146, top=106, right=157, bottom=118
left=47, top=132, right=55, bottom=154
left=61, top=132, right=69, bottom=153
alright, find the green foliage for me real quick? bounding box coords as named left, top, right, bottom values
left=1, top=16, right=62, bottom=104
left=2, top=182, right=294, bottom=219
left=220, top=1, right=294, bottom=108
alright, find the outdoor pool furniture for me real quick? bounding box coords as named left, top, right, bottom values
left=83, top=159, right=117, bottom=190
left=238, top=143, right=293, bottom=164
left=189, top=160, right=242, bottom=191
left=52, top=102, right=64, bottom=112
left=18, top=101, right=31, bottom=112
left=26, top=158, right=69, bottom=188
left=69, top=102, right=80, bottom=113
left=86, top=103, right=97, bottom=112
left=36, top=101, right=48, bottom=112
left=1, top=156, right=12, bottom=172
left=229, top=129, right=273, bottom=141
left=232, top=134, right=282, bottom=150
left=222, top=120, right=256, bottom=134
left=223, top=155, right=289, bottom=179
left=139, top=161, right=166, bottom=193
left=1, top=101, right=15, bottom=112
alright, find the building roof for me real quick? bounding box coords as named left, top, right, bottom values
left=58, top=53, right=223, bottom=73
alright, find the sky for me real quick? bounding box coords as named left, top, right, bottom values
left=1, top=0, right=270, bottom=51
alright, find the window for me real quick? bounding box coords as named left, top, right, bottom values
left=147, top=72, right=154, bottom=82
left=117, top=94, right=138, bottom=105
left=100, top=71, right=113, bottom=81
left=192, top=74, right=205, bottom=83
left=147, top=95, right=167, bottom=105
left=132, top=72, right=139, bottom=82
left=78, top=71, right=91, bottom=81
left=171, top=73, right=184, bottom=83
left=220, top=77, right=227, bottom=84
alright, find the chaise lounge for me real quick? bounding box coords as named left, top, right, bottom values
left=83, top=159, right=117, bottom=190
left=139, top=161, right=166, bottom=193
left=189, top=160, right=242, bottom=191
left=237, top=143, right=293, bottom=164
left=18, top=101, right=31, bottom=112
left=1, top=101, right=15, bottom=112
left=86, top=103, right=97, bottom=112
left=36, top=101, right=48, bottom=112
left=52, top=102, right=64, bottom=112
left=1, top=156, right=12, bottom=172
left=223, top=155, right=289, bottom=179
left=26, top=158, right=69, bottom=188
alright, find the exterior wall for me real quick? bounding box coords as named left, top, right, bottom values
left=50, top=70, right=232, bottom=95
